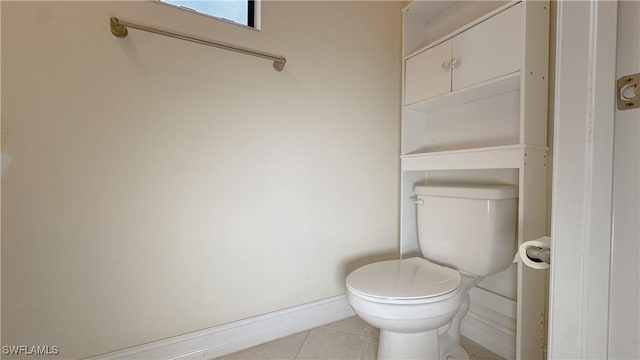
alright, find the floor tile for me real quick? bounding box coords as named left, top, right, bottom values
left=219, top=331, right=308, bottom=360
left=321, top=316, right=379, bottom=338
left=295, top=327, right=377, bottom=360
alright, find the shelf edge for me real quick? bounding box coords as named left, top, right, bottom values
left=401, top=144, right=547, bottom=171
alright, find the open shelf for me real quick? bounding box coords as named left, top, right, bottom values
left=401, top=144, right=545, bottom=171
left=404, top=72, right=521, bottom=114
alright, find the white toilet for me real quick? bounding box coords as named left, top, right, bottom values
left=346, top=184, right=518, bottom=360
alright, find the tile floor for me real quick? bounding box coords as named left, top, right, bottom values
left=220, top=316, right=504, bottom=360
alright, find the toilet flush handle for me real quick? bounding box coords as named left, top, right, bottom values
left=410, top=197, right=424, bottom=205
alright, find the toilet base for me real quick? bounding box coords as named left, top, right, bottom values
left=378, top=329, right=439, bottom=359
left=377, top=329, right=470, bottom=360
left=443, top=345, right=469, bottom=360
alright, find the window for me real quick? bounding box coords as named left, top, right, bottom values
left=160, top=0, right=256, bottom=28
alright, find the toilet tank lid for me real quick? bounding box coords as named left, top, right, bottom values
left=415, top=184, right=518, bottom=200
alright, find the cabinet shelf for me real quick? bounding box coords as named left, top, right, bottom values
left=401, top=144, right=546, bottom=171
left=404, top=72, right=521, bottom=113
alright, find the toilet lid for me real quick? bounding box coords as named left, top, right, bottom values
left=346, top=257, right=460, bottom=300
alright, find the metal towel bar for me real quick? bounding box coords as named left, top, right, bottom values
left=109, top=17, right=286, bottom=71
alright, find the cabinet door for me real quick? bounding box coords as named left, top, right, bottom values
left=451, top=3, right=522, bottom=91
left=404, top=40, right=452, bottom=105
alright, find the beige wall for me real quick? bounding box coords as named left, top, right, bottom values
left=1, top=1, right=402, bottom=358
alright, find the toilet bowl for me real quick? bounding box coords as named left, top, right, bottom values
left=346, top=184, right=518, bottom=359
left=346, top=257, right=481, bottom=359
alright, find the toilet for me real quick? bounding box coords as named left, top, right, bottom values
left=346, top=184, right=518, bottom=360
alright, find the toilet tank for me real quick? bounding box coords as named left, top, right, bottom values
left=415, top=184, right=518, bottom=277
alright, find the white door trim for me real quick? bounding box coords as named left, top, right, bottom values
left=549, top=0, right=617, bottom=358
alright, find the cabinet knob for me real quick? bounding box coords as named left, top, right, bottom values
left=441, top=61, right=450, bottom=70
left=451, top=58, right=461, bottom=68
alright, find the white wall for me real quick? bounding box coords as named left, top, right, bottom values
left=1, top=1, right=402, bottom=358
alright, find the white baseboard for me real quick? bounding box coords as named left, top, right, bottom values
left=469, top=287, right=516, bottom=318
left=90, top=295, right=355, bottom=360
left=91, top=290, right=516, bottom=360
left=462, top=288, right=517, bottom=360
left=462, top=311, right=516, bottom=360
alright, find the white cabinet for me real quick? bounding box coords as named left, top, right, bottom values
left=404, top=3, right=523, bottom=106
left=400, top=1, right=550, bottom=359
left=451, top=3, right=522, bottom=91
left=404, top=41, right=451, bottom=105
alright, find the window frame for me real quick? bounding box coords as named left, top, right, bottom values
left=156, top=0, right=260, bottom=30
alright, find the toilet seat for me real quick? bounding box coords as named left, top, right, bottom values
left=346, top=257, right=460, bottom=301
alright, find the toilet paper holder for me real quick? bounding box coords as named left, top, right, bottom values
left=525, top=246, right=551, bottom=265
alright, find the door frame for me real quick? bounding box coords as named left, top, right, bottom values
left=548, top=0, right=617, bottom=358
